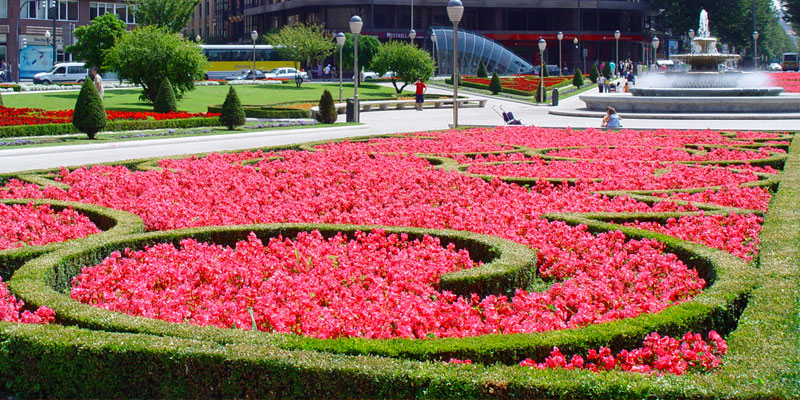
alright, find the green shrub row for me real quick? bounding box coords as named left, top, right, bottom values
left=444, top=78, right=567, bottom=97
left=207, top=104, right=310, bottom=119
left=0, top=117, right=221, bottom=139
left=0, top=199, right=143, bottom=281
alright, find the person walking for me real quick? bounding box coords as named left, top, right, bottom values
left=90, top=67, right=104, bottom=99
left=413, top=78, right=427, bottom=111
left=598, top=75, right=605, bottom=93
left=324, top=64, right=331, bottom=80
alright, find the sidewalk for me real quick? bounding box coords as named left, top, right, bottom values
left=1, top=82, right=798, bottom=173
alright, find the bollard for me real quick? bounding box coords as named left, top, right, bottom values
left=346, top=98, right=355, bottom=122
left=551, top=88, right=559, bottom=106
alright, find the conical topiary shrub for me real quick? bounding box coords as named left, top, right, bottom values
left=589, top=64, right=600, bottom=83
left=488, top=71, right=502, bottom=95
left=572, top=68, right=585, bottom=87
left=219, top=86, right=246, bottom=130
left=476, top=61, right=488, bottom=78
left=154, top=77, right=177, bottom=113
left=72, top=78, right=107, bottom=139
left=602, top=62, right=612, bottom=79
left=316, top=89, right=337, bottom=124
left=542, top=63, right=550, bottom=77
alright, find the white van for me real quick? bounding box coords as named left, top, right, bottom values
left=33, top=62, right=88, bottom=84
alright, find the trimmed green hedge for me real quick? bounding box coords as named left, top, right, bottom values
left=0, top=199, right=143, bottom=281
left=0, top=117, right=221, bottom=139
left=208, top=104, right=310, bottom=119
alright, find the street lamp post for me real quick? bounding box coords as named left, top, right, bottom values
left=349, top=15, right=363, bottom=123
left=250, top=30, right=258, bottom=72
left=196, top=34, right=202, bottom=43
left=447, top=0, right=463, bottom=129
left=410, top=29, right=416, bottom=43
left=573, top=37, right=579, bottom=72
left=557, top=32, right=563, bottom=76
left=651, top=36, right=660, bottom=70
left=538, top=38, right=546, bottom=102
left=614, top=30, right=620, bottom=77
left=410, top=0, right=415, bottom=43
left=335, top=32, right=346, bottom=102
left=430, top=32, right=437, bottom=76
left=578, top=0, right=584, bottom=71
left=49, top=0, right=56, bottom=67
left=753, top=31, right=759, bottom=71
left=44, top=30, right=52, bottom=67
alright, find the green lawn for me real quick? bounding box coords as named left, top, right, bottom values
left=3, top=83, right=409, bottom=113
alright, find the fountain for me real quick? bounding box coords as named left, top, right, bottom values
left=575, top=9, right=800, bottom=115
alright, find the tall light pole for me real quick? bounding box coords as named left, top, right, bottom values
left=557, top=32, right=563, bottom=76
left=447, top=0, right=463, bottom=129
left=350, top=16, right=363, bottom=123
left=410, top=0, right=415, bottom=43
left=430, top=32, right=437, bottom=76
left=578, top=0, right=584, bottom=71
left=573, top=37, right=579, bottom=72
left=410, top=29, right=416, bottom=43
left=538, top=38, right=546, bottom=102
left=250, top=30, right=258, bottom=72
left=335, top=32, right=345, bottom=102
left=652, top=36, right=660, bottom=69
left=44, top=30, right=52, bottom=67
left=614, top=30, right=620, bottom=77
left=753, top=31, right=759, bottom=71
left=49, top=0, right=56, bottom=67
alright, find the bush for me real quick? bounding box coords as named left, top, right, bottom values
left=488, top=72, right=502, bottom=95
left=153, top=77, right=177, bottom=113
left=573, top=68, right=585, bottom=87
left=476, top=61, right=488, bottom=78
left=71, top=79, right=107, bottom=139
left=602, top=62, right=612, bottom=79
left=589, top=64, right=600, bottom=83
left=0, top=117, right=220, bottom=139
left=316, top=90, right=337, bottom=124
left=219, top=86, right=246, bottom=130
left=207, top=105, right=310, bottom=119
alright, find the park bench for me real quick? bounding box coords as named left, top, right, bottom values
left=311, top=97, right=487, bottom=118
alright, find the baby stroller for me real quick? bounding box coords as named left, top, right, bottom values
left=493, top=105, right=522, bottom=125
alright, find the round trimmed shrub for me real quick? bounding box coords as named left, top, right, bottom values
left=219, top=86, right=246, bottom=130
left=72, top=79, right=107, bottom=139
left=153, top=77, right=177, bottom=113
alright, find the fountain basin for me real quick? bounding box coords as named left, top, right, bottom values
left=630, top=87, right=785, bottom=97
left=580, top=93, right=800, bottom=113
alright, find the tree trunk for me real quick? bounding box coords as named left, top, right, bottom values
left=392, top=78, right=401, bottom=94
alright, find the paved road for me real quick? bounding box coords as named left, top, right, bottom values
left=1, top=83, right=798, bottom=173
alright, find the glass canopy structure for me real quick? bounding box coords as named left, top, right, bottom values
left=429, top=26, right=533, bottom=76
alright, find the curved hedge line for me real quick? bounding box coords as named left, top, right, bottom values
left=9, top=218, right=754, bottom=365
left=0, top=199, right=143, bottom=281
left=0, top=117, right=221, bottom=139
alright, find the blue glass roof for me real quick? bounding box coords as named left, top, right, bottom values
left=429, top=26, right=533, bottom=76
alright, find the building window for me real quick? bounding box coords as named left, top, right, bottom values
left=90, top=2, right=135, bottom=23
left=0, top=0, right=7, bottom=18
left=23, top=0, right=78, bottom=21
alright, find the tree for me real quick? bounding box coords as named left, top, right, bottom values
left=65, top=13, right=126, bottom=73
left=489, top=71, right=502, bottom=94
left=129, top=0, right=200, bottom=33
left=369, top=41, right=435, bottom=93
left=219, top=86, right=246, bottom=130
left=105, top=26, right=206, bottom=103
left=154, top=77, right=177, bottom=113
left=573, top=67, right=585, bottom=87
left=316, top=90, right=337, bottom=124
left=602, top=62, right=612, bottom=79
left=477, top=61, right=488, bottom=78
left=72, top=79, right=107, bottom=139
left=589, top=64, right=600, bottom=83
left=266, top=24, right=335, bottom=86
left=340, top=33, right=382, bottom=75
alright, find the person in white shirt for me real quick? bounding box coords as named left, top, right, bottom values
left=90, top=67, right=104, bottom=99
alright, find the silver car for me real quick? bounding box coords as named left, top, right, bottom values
left=264, top=67, right=309, bottom=80
left=224, top=69, right=267, bottom=81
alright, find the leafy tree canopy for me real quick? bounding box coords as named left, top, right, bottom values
left=266, top=23, right=336, bottom=71
left=340, top=33, right=382, bottom=73
left=105, top=26, right=206, bottom=103
left=65, top=13, right=127, bottom=73
left=129, top=0, right=200, bottom=33
left=370, top=41, right=434, bottom=93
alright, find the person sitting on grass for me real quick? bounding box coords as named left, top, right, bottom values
left=601, top=106, right=622, bottom=129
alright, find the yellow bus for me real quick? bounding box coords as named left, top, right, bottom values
left=200, top=45, right=295, bottom=79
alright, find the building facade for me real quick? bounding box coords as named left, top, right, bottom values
left=0, top=0, right=135, bottom=80
left=189, top=0, right=657, bottom=73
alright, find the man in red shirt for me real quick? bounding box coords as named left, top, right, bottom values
left=413, top=78, right=427, bottom=111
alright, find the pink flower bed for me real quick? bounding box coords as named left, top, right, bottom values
left=0, top=280, right=55, bottom=324
left=546, top=146, right=782, bottom=162
left=0, top=202, right=101, bottom=250
left=71, top=229, right=703, bottom=339
left=519, top=331, right=727, bottom=375
left=770, top=72, right=800, bottom=93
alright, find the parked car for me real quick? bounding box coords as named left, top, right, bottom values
left=224, top=69, right=267, bottom=81
left=264, top=67, right=309, bottom=80
left=768, top=62, right=783, bottom=71
left=33, top=62, right=87, bottom=84
left=363, top=71, right=396, bottom=81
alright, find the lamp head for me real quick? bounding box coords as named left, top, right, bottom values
left=430, top=32, right=437, bottom=42
left=250, top=30, right=258, bottom=42
left=196, top=34, right=202, bottom=43
left=753, top=31, right=759, bottom=40
left=409, top=29, right=416, bottom=40
left=45, top=30, right=51, bottom=39
left=557, top=32, right=563, bottom=41
left=614, top=30, right=620, bottom=40
left=447, top=0, right=464, bottom=24
left=335, top=32, right=346, bottom=47
left=349, top=16, right=363, bottom=34
left=538, top=38, right=546, bottom=52
left=573, top=37, right=578, bottom=45
left=688, top=29, right=695, bottom=39
left=652, top=36, right=660, bottom=49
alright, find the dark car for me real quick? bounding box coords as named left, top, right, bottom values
left=224, top=69, right=266, bottom=81
left=525, top=65, right=562, bottom=76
